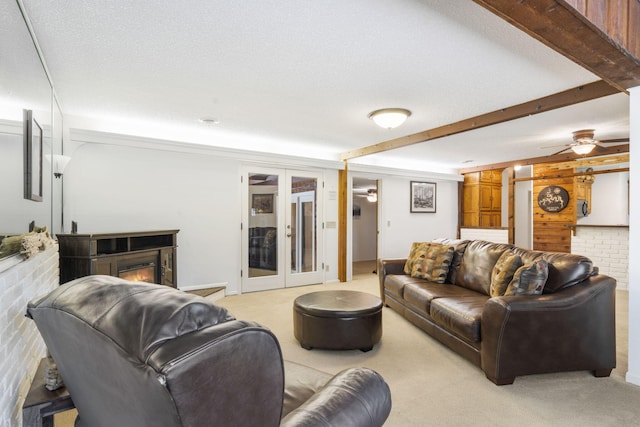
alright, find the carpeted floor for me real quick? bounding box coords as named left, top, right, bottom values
left=54, top=261, right=638, bottom=426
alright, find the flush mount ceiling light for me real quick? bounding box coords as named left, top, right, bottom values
left=368, top=108, right=411, bottom=129
left=366, top=189, right=377, bottom=203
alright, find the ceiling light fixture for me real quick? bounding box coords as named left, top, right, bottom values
left=366, top=189, right=377, bottom=203
left=368, top=108, right=411, bottom=129
left=571, top=143, right=596, bottom=155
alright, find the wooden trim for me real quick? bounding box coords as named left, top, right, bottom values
left=340, top=81, right=618, bottom=161
left=337, top=167, right=347, bottom=282
left=513, top=167, right=629, bottom=182
left=473, top=0, right=640, bottom=91
left=507, top=167, right=515, bottom=244
left=458, top=144, right=629, bottom=174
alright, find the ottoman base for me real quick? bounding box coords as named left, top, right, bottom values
left=293, top=290, right=382, bottom=352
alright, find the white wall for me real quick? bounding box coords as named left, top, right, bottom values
left=62, top=136, right=342, bottom=294
left=352, top=198, right=377, bottom=261
left=64, top=142, right=243, bottom=292
left=577, top=171, right=629, bottom=225
left=378, top=176, right=459, bottom=259
left=626, top=86, right=639, bottom=386
left=514, top=166, right=533, bottom=249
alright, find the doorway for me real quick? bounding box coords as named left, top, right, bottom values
left=352, top=177, right=378, bottom=277
left=241, top=166, right=324, bottom=292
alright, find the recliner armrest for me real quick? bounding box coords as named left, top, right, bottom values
left=280, top=367, right=391, bottom=427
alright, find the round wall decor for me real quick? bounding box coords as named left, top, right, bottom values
left=537, top=186, right=569, bottom=212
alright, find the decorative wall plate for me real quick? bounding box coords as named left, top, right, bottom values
left=537, top=186, right=569, bottom=212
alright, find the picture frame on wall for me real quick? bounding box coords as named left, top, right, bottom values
left=410, top=181, right=436, bottom=213
left=23, top=109, right=43, bottom=202
left=252, top=193, right=274, bottom=214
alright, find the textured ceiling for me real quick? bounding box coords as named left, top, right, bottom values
left=17, top=0, right=630, bottom=173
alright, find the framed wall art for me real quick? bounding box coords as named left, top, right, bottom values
left=252, top=193, right=274, bottom=214
left=23, top=109, right=43, bottom=202
left=410, top=181, right=436, bottom=213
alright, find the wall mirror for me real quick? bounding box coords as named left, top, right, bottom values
left=1, top=0, right=62, bottom=258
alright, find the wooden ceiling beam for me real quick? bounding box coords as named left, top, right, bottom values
left=473, top=0, right=640, bottom=92
left=340, top=80, right=618, bottom=161
left=458, top=143, right=629, bottom=174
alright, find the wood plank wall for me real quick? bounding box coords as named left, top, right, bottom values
left=532, top=164, right=575, bottom=253
left=564, top=0, right=640, bottom=58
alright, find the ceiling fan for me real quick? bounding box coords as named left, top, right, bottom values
left=542, top=129, right=629, bottom=155
left=354, top=188, right=378, bottom=202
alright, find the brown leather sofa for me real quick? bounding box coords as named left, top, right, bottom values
left=379, top=239, right=616, bottom=385
left=27, top=275, right=391, bottom=426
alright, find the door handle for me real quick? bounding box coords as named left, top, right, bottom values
left=286, top=233, right=292, bottom=237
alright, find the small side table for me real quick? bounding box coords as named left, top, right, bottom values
left=23, top=358, right=75, bottom=427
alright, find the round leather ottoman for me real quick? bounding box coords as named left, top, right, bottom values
left=293, top=290, right=382, bottom=352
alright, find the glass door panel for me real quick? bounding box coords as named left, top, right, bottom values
left=242, top=168, right=284, bottom=292
left=285, top=173, right=323, bottom=287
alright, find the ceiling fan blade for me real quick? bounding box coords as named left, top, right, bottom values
left=540, top=143, right=570, bottom=149
left=549, top=147, right=571, bottom=156
left=598, top=138, right=629, bottom=143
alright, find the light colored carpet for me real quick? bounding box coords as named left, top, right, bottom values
left=55, top=262, right=639, bottom=426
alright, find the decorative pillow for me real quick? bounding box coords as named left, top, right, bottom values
left=404, top=242, right=430, bottom=274
left=504, top=260, right=549, bottom=296
left=490, top=251, right=523, bottom=297
left=410, top=244, right=455, bottom=284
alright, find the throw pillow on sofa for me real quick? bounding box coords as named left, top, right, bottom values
left=490, top=251, right=523, bottom=297
left=404, top=242, right=431, bottom=274
left=410, top=244, right=455, bottom=283
left=504, top=260, right=549, bottom=296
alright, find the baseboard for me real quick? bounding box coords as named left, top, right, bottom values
left=179, top=282, right=228, bottom=292
left=626, top=371, right=640, bottom=386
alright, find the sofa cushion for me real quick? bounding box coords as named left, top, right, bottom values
left=430, top=296, right=489, bottom=343
left=490, top=251, right=523, bottom=297
left=404, top=282, right=480, bottom=313
left=384, top=274, right=426, bottom=300
left=455, top=240, right=513, bottom=295
left=504, top=260, right=549, bottom=296
left=511, top=247, right=593, bottom=293
left=410, top=244, right=455, bottom=283
left=404, top=242, right=431, bottom=274
left=432, top=238, right=470, bottom=284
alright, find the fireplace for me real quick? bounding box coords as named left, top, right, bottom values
left=57, top=230, right=178, bottom=287
left=116, top=252, right=160, bottom=284
left=118, top=262, right=156, bottom=283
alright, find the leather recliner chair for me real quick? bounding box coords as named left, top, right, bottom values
left=26, top=275, right=391, bottom=427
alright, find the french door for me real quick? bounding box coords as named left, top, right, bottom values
left=241, top=166, right=324, bottom=292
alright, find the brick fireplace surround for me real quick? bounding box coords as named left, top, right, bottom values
left=0, top=245, right=59, bottom=427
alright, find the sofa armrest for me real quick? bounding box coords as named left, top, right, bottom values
left=378, top=258, right=407, bottom=303
left=481, top=274, right=616, bottom=385
left=280, top=367, right=391, bottom=427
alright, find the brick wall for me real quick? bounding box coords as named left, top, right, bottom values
left=0, top=245, right=59, bottom=427
left=571, top=226, right=629, bottom=290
